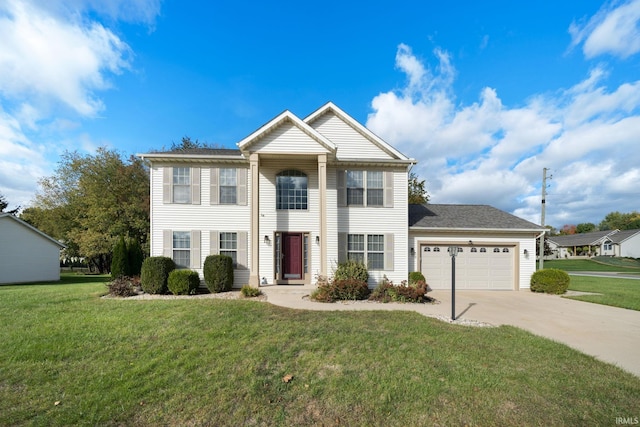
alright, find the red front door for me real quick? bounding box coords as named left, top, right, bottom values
left=282, top=233, right=303, bottom=280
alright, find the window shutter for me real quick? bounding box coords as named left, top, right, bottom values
left=191, top=167, right=201, bottom=205
left=237, top=231, right=248, bottom=270
left=337, top=170, right=346, bottom=207
left=209, top=231, right=219, bottom=255
left=163, top=167, right=172, bottom=204
left=163, top=230, right=172, bottom=258
left=191, top=230, right=201, bottom=268
left=338, top=232, right=347, bottom=263
left=237, top=168, right=247, bottom=206
left=210, top=168, right=219, bottom=205
left=384, top=233, right=394, bottom=270
left=384, top=171, right=394, bottom=208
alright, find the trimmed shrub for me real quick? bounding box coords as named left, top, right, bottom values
left=240, top=285, right=262, bottom=298
left=333, top=259, right=369, bottom=283
left=107, top=276, right=140, bottom=297
left=311, top=278, right=370, bottom=303
left=111, top=236, right=129, bottom=279
left=530, top=268, right=570, bottom=294
left=408, top=271, right=426, bottom=286
left=370, top=278, right=433, bottom=303
left=127, top=238, right=144, bottom=276
left=204, top=255, right=234, bottom=293
left=168, top=269, right=200, bottom=295
left=140, top=256, right=175, bottom=294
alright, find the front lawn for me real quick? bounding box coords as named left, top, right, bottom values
left=1, top=275, right=639, bottom=426
left=543, top=258, right=640, bottom=272
left=566, top=275, right=640, bottom=311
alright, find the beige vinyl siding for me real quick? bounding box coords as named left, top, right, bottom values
left=151, top=165, right=251, bottom=287
left=257, top=159, right=321, bottom=283
left=250, top=122, right=331, bottom=154
left=336, top=168, right=408, bottom=286
left=310, top=112, right=392, bottom=160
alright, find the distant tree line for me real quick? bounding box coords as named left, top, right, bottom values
left=554, top=211, right=640, bottom=235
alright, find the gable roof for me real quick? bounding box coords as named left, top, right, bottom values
left=304, top=102, right=414, bottom=162
left=409, top=204, right=544, bottom=231
left=547, top=230, right=618, bottom=247
left=0, top=213, right=66, bottom=249
left=237, top=110, right=336, bottom=154
left=607, top=229, right=640, bottom=244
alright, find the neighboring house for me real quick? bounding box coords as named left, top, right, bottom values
left=409, top=204, right=544, bottom=290
left=548, top=230, right=619, bottom=258
left=140, top=102, right=544, bottom=290
left=0, top=213, right=66, bottom=284
left=601, top=229, right=640, bottom=258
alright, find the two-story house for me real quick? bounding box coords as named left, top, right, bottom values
left=140, top=102, right=544, bottom=290
left=140, top=102, right=412, bottom=288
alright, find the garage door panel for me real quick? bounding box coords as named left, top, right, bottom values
left=420, top=245, right=514, bottom=290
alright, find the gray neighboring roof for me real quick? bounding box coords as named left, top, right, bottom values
left=0, top=213, right=66, bottom=248
left=607, top=229, right=640, bottom=244
left=547, top=230, right=617, bottom=247
left=143, top=148, right=242, bottom=156
left=409, top=204, right=544, bottom=231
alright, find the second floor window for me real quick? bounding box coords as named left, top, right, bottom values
left=219, top=168, right=237, bottom=204
left=346, top=170, right=385, bottom=206
left=277, top=170, right=308, bottom=210
left=173, top=167, right=191, bottom=203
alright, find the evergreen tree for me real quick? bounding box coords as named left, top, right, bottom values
left=127, top=238, right=144, bottom=276
left=111, top=236, right=129, bottom=279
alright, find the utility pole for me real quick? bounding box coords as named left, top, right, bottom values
left=539, top=168, right=550, bottom=270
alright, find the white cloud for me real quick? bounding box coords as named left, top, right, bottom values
left=0, top=0, right=159, bottom=209
left=367, top=44, right=640, bottom=228
left=569, top=0, right=640, bottom=59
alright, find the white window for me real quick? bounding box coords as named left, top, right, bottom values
left=346, top=171, right=364, bottom=206
left=276, top=170, right=308, bottom=210
left=367, top=234, right=384, bottom=270
left=220, top=232, right=237, bottom=267
left=347, top=234, right=365, bottom=263
left=366, top=171, right=383, bottom=206
left=348, top=234, right=385, bottom=270
left=346, top=170, right=385, bottom=206
left=604, top=243, right=612, bottom=250
left=173, top=231, right=191, bottom=268
left=173, top=167, right=191, bottom=203
left=219, top=169, right=237, bottom=204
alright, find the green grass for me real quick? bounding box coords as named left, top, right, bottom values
left=1, top=275, right=639, bottom=426
left=542, top=257, right=640, bottom=272
left=566, top=275, right=640, bottom=311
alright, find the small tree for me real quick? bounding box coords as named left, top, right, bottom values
left=127, top=238, right=144, bottom=276
left=111, top=236, right=129, bottom=279
left=408, top=172, right=430, bottom=204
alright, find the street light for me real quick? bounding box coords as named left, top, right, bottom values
left=448, top=246, right=459, bottom=320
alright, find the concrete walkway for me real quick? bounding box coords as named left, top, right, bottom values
left=261, top=287, right=640, bottom=378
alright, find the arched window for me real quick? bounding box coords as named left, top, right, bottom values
left=277, top=170, right=308, bottom=210
left=493, top=248, right=500, bottom=253
left=471, top=247, right=477, bottom=253
left=503, top=248, right=510, bottom=253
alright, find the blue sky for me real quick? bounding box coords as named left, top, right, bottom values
left=1, top=0, right=639, bottom=229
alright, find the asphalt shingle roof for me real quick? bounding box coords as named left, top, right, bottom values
left=150, top=148, right=243, bottom=156
left=547, top=230, right=618, bottom=247
left=409, top=204, right=543, bottom=230
left=608, top=229, right=640, bottom=244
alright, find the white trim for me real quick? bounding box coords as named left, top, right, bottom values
left=237, top=110, right=337, bottom=153
left=0, top=214, right=66, bottom=248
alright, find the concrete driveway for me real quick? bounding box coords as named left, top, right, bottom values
left=262, top=287, right=640, bottom=378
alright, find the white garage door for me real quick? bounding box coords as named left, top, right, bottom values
left=420, top=245, right=514, bottom=290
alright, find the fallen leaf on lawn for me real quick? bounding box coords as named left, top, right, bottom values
left=54, top=401, right=61, bottom=406
left=283, top=374, right=293, bottom=383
